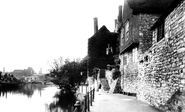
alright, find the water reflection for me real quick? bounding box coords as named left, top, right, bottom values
left=0, top=84, right=59, bottom=112
left=0, top=84, right=77, bottom=112
left=46, top=89, right=77, bottom=112
left=0, top=84, right=45, bottom=97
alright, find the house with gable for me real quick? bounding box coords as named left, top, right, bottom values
left=88, top=18, right=118, bottom=76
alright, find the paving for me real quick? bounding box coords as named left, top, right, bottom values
left=90, top=91, right=161, bottom=112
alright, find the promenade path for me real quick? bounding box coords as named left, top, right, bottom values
left=90, top=91, right=161, bottom=112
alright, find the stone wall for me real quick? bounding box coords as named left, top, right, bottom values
left=120, top=48, right=138, bottom=93
left=120, top=14, right=158, bottom=94
left=137, top=0, right=185, bottom=111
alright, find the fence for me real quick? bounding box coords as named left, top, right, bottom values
left=73, top=84, right=95, bottom=112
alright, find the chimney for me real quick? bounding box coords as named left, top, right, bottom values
left=40, top=68, right=42, bottom=74
left=118, top=5, right=122, bottom=23
left=3, top=67, right=5, bottom=75
left=94, top=17, right=98, bottom=34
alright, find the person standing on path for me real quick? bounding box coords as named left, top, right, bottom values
left=105, top=64, right=113, bottom=89
left=111, top=65, right=121, bottom=93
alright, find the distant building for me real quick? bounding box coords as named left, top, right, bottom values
left=11, top=69, right=26, bottom=79
left=10, top=67, right=35, bottom=79
left=24, top=74, right=46, bottom=82
left=24, top=76, right=38, bottom=82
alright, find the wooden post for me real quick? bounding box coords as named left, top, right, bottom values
left=86, top=84, right=88, bottom=94
left=93, top=88, right=95, bottom=101
left=87, top=92, right=90, bottom=111
left=90, top=90, right=92, bottom=106
left=82, top=85, right=83, bottom=93
left=84, top=95, right=87, bottom=112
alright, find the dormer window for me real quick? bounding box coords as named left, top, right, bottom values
left=157, top=21, right=165, bottom=42
left=125, top=21, right=129, bottom=41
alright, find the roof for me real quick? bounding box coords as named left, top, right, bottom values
left=151, top=0, right=183, bottom=29
left=88, top=25, right=119, bottom=69
left=13, top=69, right=23, bottom=72
left=89, top=25, right=118, bottom=40
left=93, top=25, right=110, bottom=35
left=127, top=0, right=174, bottom=14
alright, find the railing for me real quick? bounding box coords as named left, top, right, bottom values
left=73, top=84, right=95, bottom=112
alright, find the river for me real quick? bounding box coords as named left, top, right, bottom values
left=0, top=84, right=76, bottom=112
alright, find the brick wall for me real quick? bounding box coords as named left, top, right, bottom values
left=137, top=0, right=185, bottom=111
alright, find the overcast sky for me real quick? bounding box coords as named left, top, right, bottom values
left=0, top=0, right=123, bottom=73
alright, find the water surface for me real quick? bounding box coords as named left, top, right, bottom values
left=0, top=84, right=76, bottom=112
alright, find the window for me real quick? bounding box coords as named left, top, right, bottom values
left=120, top=28, right=124, bottom=46
left=123, top=56, right=127, bottom=65
left=125, top=21, right=129, bottom=41
left=106, top=44, right=113, bottom=55
left=157, top=21, right=165, bottom=42
left=132, top=48, right=138, bottom=62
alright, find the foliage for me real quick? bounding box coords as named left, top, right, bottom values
left=49, top=56, right=87, bottom=87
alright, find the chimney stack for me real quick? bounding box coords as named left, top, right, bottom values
left=40, top=68, right=42, bottom=74
left=118, top=5, right=122, bottom=23
left=115, top=19, right=118, bottom=29
left=114, top=19, right=118, bottom=32
left=94, top=17, right=98, bottom=34
left=3, top=67, right=5, bottom=75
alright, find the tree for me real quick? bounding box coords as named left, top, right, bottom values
left=49, top=56, right=87, bottom=88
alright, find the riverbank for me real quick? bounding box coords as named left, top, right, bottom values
left=0, top=73, right=23, bottom=87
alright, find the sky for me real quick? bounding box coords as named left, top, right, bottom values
left=0, top=0, right=123, bottom=73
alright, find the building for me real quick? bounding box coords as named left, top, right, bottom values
left=24, top=76, right=39, bottom=82
left=24, top=74, right=46, bottom=83
left=11, top=69, right=26, bottom=79
left=115, top=0, right=185, bottom=111
left=118, top=0, right=173, bottom=95
left=136, top=0, right=185, bottom=111
left=88, top=18, right=118, bottom=76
